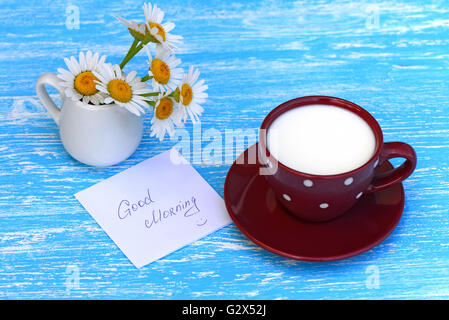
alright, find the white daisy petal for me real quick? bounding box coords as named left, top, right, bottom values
left=126, top=70, right=137, bottom=82
left=79, top=51, right=86, bottom=71
left=112, top=64, right=122, bottom=78
left=124, top=103, right=141, bottom=116
left=129, top=101, right=146, bottom=114
left=93, top=71, right=107, bottom=84
left=64, top=57, right=77, bottom=75
left=104, top=97, right=113, bottom=104
left=96, top=85, right=108, bottom=94
left=86, top=51, right=93, bottom=68
left=90, top=95, right=98, bottom=105
left=98, top=54, right=106, bottom=65
left=162, top=22, right=175, bottom=32
left=70, top=56, right=81, bottom=75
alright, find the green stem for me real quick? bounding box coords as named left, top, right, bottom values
left=146, top=100, right=156, bottom=109
left=119, top=39, right=138, bottom=68
left=119, top=39, right=143, bottom=69
left=141, top=92, right=159, bottom=97
left=130, top=38, right=139, bottom=50
left=141, top=74, right=152, bottom=82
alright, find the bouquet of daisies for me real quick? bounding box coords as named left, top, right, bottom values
left=57, top=2, right=208, bottom=141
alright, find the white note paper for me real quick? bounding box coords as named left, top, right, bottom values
left=75, top=148, right=231, bottom=268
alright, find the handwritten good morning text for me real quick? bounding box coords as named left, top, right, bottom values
left=117, top=188, right=201, bottom=230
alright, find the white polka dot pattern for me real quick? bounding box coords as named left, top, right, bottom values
left=303, top=180, right=313, bottom=187
left=344, top=177, right=354, bottom=186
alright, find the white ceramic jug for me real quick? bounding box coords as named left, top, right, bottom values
left=36, top=73, right=143, bottom=167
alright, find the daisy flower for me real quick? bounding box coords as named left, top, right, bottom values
left=178, top=66, right=208, bottom=123
left=143, top=2, right=183, bottom=51
left=150, top=95, right=184, bottom=141
left=93, top=63, right=153, bottom=116
left=57, top=51, right=107, bottom=105
left=116, top=15, right=147, bottom=42
left=144, top=45, right=182, bottom=93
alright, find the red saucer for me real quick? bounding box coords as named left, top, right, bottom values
left=224, top=143, right=405, bottom=261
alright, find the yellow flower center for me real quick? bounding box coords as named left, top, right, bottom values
left=148, top=22, right=166, bottom=42
left=74, top=71, right=99, bottom=96
left=151, top=59, right=170, bottom=85
left=107, top=79, right=133, bottom=103
left=155, top=97, right=174, bottom=120
left=180, top=83, right=193, bottom=106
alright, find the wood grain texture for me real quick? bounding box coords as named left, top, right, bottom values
left=1, top=0, right=448, bottom=299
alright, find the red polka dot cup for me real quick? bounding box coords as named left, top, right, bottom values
left=258, top=96, right=417, bottom=222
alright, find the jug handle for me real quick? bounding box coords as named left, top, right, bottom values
left=36, top=73, right=66, bottom=125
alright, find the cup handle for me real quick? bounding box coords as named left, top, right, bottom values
left=366, top=142, right=417, bottom=193
left=36, top=73, right=65, bottom=125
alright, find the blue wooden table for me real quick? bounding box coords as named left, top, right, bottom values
left=0, top=0, right=447, bottom=299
